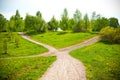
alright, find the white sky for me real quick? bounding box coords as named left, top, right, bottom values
left=0, top=0, right=120, bottom=22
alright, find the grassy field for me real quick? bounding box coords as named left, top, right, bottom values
left=0, top=56, right=56, bottom=80
left=70, top=42, right=120, bottom=80
left=29, top=31, right=97, bottom=48
left=0, top=32, right=48, bottom=58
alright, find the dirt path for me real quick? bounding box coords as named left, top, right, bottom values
left=0, top=32, right=100, bottom=80
left=39, top=35, right=100, bottom=80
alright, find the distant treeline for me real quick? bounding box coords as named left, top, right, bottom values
left=0, top=8, right=120, bottom=33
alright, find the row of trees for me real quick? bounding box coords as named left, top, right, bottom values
left=0, top=9, right=119, bottom=33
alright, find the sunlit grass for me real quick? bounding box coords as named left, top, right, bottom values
left=29, top=31, right=97, bottom=48
left=70, top=42, right=120, bottom=80
left=0, top=56, right=56, bottom=80
left=0, top=32, right=48, bottom=58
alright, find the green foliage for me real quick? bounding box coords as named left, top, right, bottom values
left=72, top=10, right=84, bottom=32
left=100, top=26, right=120, bottom=44
left=67, top=18, right=75, bottom=30
left=0, top=56, right=56, bottom=80
left=109, top=17, right=119, bottom=28
left=48, top=16, right=59, bottom=31
left=29, top=31, right=97, bottom=48
left=72, top=20, right=85, bottom=32
left=0, top=32, right=48, bottom=58
left=73, top=9, right=82, bottom=23
left=3, top=38, right=8, bottom=54
left=15, top=34, right=19, bottom=48
left=36, top=11, right=42, bottom=18
left=60, top=8, right=69, bottom=30
left=93, top=17, right=109, bottom=31
left=0, top=13, right=7, bottom=32
left=8, top=10, right=24, bottom=32
left=1, top=9, right=120, bottom=33
left=70, top=42, right=120, bottom=80
left=25, top=12, right=46, bottom=33
left=14, top=10, right=24, bottom=31
left=83, top=13, right=90, bottom=31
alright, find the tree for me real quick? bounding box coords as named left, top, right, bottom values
left=0, top=13, right=7, bottom=32
left=60, top=8, right=69, bottom=30
left=8, top=10, right=24, bottom=32
left=48, top=16, right=59, bottom=31
left=68, top=18, right=75, bottom=30
left=36, top=11, right=42, bottom=18
left=34, top=16, right=46, bottom=33
left=72, top=9, right=84, bottom=32
left=14, top=10, right=24, bottom=31
left=15, top=34, right=19, bottom=48
left=73, top=9, right=82, bottom=23
left=25, top=14, right=33, bottom=31
left=3, top=38, right=8, bottom=54
left=25, top=12, right=46, bottom=33
left=109, top=17, right=119, bottom=28
left=83, top=13, right=90, bottom=31
left=93, top=17, right=109, bottom=31
left=72, top=20, right=84, bottom=32
left=91, top=11, right=97, bottom=31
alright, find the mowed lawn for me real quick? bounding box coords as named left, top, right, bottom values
left=0, top=56, right=56, bottom=80
left=29, top=31, right=97, bottom=48
left=0, top=32, right=48, bottom=58
left=70, top=42, right=120, bottom=80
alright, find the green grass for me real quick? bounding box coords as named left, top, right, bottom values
left=0, top=32, right=48, bottom=58
left=0, top=56, right=56, bottom=80
left=70, top=42, right=120, bottom=80
left=29, top=31, right=97, bottom=48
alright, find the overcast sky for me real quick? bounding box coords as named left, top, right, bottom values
left=0, top=0, right=120, bottom=22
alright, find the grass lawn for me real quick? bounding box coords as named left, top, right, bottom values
left=0, top=32, right=48, bottom=58
left=70, top=42, right=120, bottom=80
left=29, top=31, right=97, bottom=49
left=0, top=56, right=56, bottom=80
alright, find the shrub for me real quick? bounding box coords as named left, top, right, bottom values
left=99, top=26, right=120, bottom=44
left=3, top=38, right=8, bottom=54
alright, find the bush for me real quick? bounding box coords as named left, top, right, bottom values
left=99, top=26, right=120, bottom=44
left=3, top=38, right=8, bottom=54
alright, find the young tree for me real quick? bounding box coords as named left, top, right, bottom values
left=94, top=17, right=109, bottom=31
left=25, top=14, right=33, bottom=31
left=15, top=35, right=19, bottom=48
left=8, top=10, right=24, bottom=32
left=83, top=13, right=90, bottom=31
left=25, top=12, right=46, bottom=33
left=48, top=16, right=59, bottom=31
left=68, top=18, right=75, bottom=30
left=109, top=17, right=119, bottom=28
left=3, top=38, right=8, bottom=54
left=72, top=9, right=84, bottom=32
left=91, top=11, right=97, bottom=31
left=60, top=8, right=69, bottom=30
left=14, top=10, right=24, bottom=31
left=36, top=11, right=42, bottom=18
left=0, top=13, right=7, bottom=32
left=73, top=9, right=82, bottom=23
left=8, top=16, right=16, bottom=31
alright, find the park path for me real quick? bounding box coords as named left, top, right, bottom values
left=39, top=35, right=100, bottom=80
left=19, top=32, right=100, bottom=80
left=0, top=32, right=100, bottom=80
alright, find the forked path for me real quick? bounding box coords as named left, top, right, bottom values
left=19, top=32, right=100, bottom=80
left=1, top=32, right=100, bottom=80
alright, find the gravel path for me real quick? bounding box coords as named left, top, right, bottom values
left=0, top=32, right=100, bottom=80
